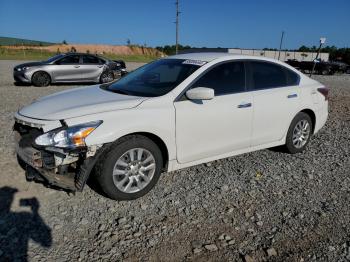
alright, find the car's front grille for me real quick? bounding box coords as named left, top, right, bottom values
left=14, top=122, right=55, bottom=169
left=14, top=75, right=22, bottom=82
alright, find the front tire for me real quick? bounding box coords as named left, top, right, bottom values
left=284, top=112, right=313, bottom=154
left=32, top=71, right=51, bottom=87
left=95, top=135, right=163, bottom=200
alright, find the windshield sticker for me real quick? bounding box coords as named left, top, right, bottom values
left=182, top=59, right=207, bottom=66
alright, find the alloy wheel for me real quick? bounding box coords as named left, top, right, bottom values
left=112, top=148, right=156, bottom=193
left=101, top=72, right=114, bottom=83
left=35, top=73, right=50, bottom=86
left=292, top=119, right=311, bottom=148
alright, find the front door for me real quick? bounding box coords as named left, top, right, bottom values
left=52, top=54, right=83, bottom=81
left=174, top=61, right=253, bottom=164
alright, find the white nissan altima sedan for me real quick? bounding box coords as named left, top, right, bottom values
left=14, top=53, right=329, bottom=200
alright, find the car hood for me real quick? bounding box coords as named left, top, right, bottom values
left=19, top=85, right=147, bottom=120
left=14, top=61, right=46, bottom=69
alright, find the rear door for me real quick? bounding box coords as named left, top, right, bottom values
left=80, top=55, right=105, bottom=81
left=52, top=54, right=83, bottom=81
left=247, top=61, right=301, bottom=146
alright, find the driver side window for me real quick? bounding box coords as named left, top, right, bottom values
left=57, top=55, right=80, bottom=65
left=191, top=61, right=246, bottom=95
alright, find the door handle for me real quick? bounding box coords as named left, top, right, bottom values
left=237, top=102, right=252, bottom=108
left=287, top=94, right=298, bottom=98
left=97, top=65, right=103, bottom=68
left=74, top=65, right=80, bottom=68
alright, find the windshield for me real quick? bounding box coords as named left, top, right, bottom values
left=105, top=59, right=202, bottom=97
left=44, top=54, right=65, bottom=63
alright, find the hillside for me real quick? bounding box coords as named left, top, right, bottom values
left=0, top=36, right=164, bottom=62
left=0, top=44, right=164, bottom=62
left=0, top=36, right=56, bottom=46
left=3, top=44, right=164, bottom=57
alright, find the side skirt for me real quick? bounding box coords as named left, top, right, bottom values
left=167, top=138, right=286, bottom=172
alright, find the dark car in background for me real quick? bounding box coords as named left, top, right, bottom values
left=286, top=59, right=350, bottom=75
left=329, top=61, right=350, bottom=74
left=285, top=59, right=334, bottom=75
left=14, top=53, right=127, bottom=87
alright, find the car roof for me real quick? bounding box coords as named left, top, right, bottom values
left=167, top=52, right=283, bottom=63
left=64, top=52, right=98, bottom=56
left=61, top=52, right=108, bottom=61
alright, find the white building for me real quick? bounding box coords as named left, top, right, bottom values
left=228, top=48, right=329, bottom=62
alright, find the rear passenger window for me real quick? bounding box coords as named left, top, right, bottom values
left=82, top=55, right=100, bottom=64
left=286, top=69, right=299, bottom=86
left=192, top=62, right=245, bottom=95
left=250, top=61, right=299, bottom=90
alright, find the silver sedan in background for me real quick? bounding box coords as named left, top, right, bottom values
left=13, top=53, right=127, bottom=86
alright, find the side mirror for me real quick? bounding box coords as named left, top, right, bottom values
left=186, top=87, right=214, bottom=100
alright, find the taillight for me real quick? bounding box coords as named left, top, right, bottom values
left=317, top=87, right=329, bottom=101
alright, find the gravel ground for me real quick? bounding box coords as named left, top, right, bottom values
left=0, top=60, right=349, bottom=261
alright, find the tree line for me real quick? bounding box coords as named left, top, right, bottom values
left=297, top=46, right=350, bottom=64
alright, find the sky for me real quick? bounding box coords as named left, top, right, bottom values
left=0, top=0, right=349, bottom=49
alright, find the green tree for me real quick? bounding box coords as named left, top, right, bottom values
left=298, top=45, right=310, bottom=52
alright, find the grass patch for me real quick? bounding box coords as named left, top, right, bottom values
left=0, top=47, right=56, bottom=61
left=0, top=47, right=159, bottom=63
left=102, top=53, right=159, bottom=63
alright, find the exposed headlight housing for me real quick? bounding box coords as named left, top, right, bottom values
left=35, top=121, right=102, bottom=148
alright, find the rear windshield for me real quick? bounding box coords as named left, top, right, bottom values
left=104, top=59, right=202, bottom=97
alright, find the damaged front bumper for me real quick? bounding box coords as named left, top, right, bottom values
left=14, top=118, right=106, bottom=192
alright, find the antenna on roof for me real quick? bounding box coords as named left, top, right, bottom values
left=310, top=37, right=326, bottom=77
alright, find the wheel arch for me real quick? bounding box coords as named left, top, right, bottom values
left=31, top=70, right=52, bottom=83
left=131, top=132, right=169, bottom=170
left=99, top=68, right=114, bottom=83
left=103, top=132, right=169, bottom=171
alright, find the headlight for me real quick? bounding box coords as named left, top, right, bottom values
left=35, top=121, right=102, bottom=148
left=16, top=67, right=29, bottom=72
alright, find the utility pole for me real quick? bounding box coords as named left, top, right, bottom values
left=310, top=37, right=326, bottom=77
left=175, top=0, right=180, bottom=54
left=277, top=31, right=285, bottom=60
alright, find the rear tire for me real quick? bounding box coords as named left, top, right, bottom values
left=100, top=71, right=114, bottom=83
left=95, top=135, right=163, bottom=200
left=32, top=71, right=51, bottom=87
left=284, top=112, right=313, bottom=154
